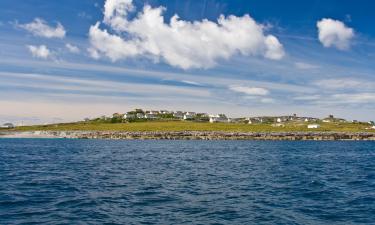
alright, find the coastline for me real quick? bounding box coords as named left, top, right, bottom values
left=1, top=130, right=375, bottom=140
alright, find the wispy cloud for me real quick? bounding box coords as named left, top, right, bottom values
left=294, top=62, right=319, bottom=70
left=229, top=85, right=269, bottom=96
left=17, top=18, right=66, bottom=38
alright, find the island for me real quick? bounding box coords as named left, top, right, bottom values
left=1, top=109, right=375, bottom=140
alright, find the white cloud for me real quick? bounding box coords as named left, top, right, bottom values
left=18, top=18, right=66, bottom=38
left=229, top=86, right=269, bottom=96
left=27, top=45, right=51, bottom=59
left=65, top=43, right=80, bottom=54
left=317, top=18, right=354, bottom=50
left=88, top=0, right=285, bottom=69
left=295, top=62, right=319, bottom=70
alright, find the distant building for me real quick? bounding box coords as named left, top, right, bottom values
left=183, top=114, right=193, bottom=120
left=145, top=114, right=158, bottom=119
left=159, top=110, right=171, bottom=114
left=123, top=113, right=136, bottom=119
left=173, top=111, right=184, bottom=119
left=136, top=113, right=145, bottom=119
left=185, top=112, right=196, bottom=116
left=209, top=114, right=228, bottom=123
left=1, top=123, right=15, bottom=128
left=307, top=124, right=320, bottom=129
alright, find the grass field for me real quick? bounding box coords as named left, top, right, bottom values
left=3, top=121, right=374, bottom=132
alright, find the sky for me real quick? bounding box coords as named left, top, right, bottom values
left=0, top=0, right=374, bottom=125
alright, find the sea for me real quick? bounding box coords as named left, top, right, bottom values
left=0, top=139, right=374, bottom=224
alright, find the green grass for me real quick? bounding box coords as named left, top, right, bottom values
left=4, top=121, right=374, bottom=132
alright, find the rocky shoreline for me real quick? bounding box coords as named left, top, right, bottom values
left=1, top=131, right=375, bottom=140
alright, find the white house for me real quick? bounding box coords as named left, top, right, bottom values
left=183, top=114, right=193, bottom=120
left=1, top=123, right=15, bottom=128
left=145, top=114, right=158, bottom=119
left=209, top=114, right=228, bottom=123
left=307, top=124, right=320, bottom=129
left=136, top=113, right=145, bottom=119
left=276, top=118, right=282, bottom=123
left=185, top=112, right=196, bottom=116
left=123, top=113, right=136, bottom=119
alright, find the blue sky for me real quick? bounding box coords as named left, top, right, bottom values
left=0, top=0, right=374, bottom=124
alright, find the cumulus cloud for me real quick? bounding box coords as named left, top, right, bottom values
left=18, top=18, right=66, bottom=38
left=317, top=18, right=354, bottom=50
left=229, top=86, right=269, bottom=96
left=88, top=0, right=285, bottom=69
left=65, top=43, right=80, bottom=53
left=27, top=45, right=51, bottom=59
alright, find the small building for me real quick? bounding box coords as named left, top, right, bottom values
left=145, top=113, right=158, bottom=119
left=209, top=114, right=228, bottom=123
left=183, top=114, right=193, bottom=120
left=185, top=112, right=196, bottom=116
left=173, top=111, right=184, bottom=119
left=1, top=123, right=15, bottom=128
left=307, top=124, right=320, bottom=129
left=123, top=113, right=136, bottom=119
left=136, top=113, right=145, bottom=119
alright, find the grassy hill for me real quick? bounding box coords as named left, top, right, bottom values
left=3, top=120, right=374, bottom=133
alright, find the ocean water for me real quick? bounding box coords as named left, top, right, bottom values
left=0, top=139, right=374, bottom=225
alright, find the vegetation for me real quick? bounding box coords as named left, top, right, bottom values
left=5, top=120, right=375, bottom=133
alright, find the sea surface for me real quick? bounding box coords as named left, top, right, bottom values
left=0, top=139, right=374, bottom=225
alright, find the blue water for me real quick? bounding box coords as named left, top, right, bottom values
left=0, top=139, right=374, bottom=224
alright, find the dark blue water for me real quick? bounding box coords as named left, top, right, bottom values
left=0, top=139, right=374, bottom=224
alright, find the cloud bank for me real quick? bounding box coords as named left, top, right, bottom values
left=317, top=18, right=354, bottom=50
left=88, top=0, right=285, bottom=69
left=27, top=45, right=51, bottom=59
left=18, top=18, right=66, bottom=39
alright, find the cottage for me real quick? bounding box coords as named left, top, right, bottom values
left=183, top=114, right=193, bottom=120
left=185, top=112, right=196, bottom=116
left=123, top=113, right=136, bottom=119
left=1, top=123, right=15, bottom=128
left=145, top=113, right=158, bottom=119
left=307, top=124, right=320, bottom=129
left=209, top=114, right=228, bottom=123
left=173, top=111, right=184, bottom=119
